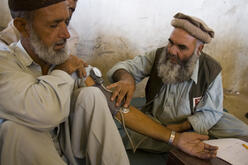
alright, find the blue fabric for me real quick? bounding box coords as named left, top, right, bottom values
left=0, top=119, right=4, bottom=124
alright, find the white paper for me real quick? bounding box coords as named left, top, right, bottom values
left=204, top=138, right=248, bottom=165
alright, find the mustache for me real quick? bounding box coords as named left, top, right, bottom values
left=165, top=52, right=184, bottom=66
left=164, top=48, right=190, bottom=66
left=157, top=48, right=199, bottom=84
left=166, top=53, right=181, bottom=63
left=56, top=39, right=67, bottom=45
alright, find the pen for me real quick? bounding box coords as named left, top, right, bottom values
left=242, top=144, right=248, bottom=150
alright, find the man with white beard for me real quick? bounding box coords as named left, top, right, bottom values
left=0, top=1, right=221, bottom=163
left=0, top=0, right=130, bottom=164
left=0, top=0, right=79, bottom=57
left=157, top=44, right=200, bottom=85
left=107, top=12, right=248, bottom=152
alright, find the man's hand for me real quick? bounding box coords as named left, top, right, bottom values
left=174, top=132, right=218, bottom=159
left=167, top=120, right=192, bottom=132
left=107, top=69, right=135, bottom=108
left=54, top=55, right=88, bottom=78
left=107, top=79, right=135, bottom=107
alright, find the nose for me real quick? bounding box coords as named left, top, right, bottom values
left=67, top=0, right=76, bottom=10
left=168, top=45, right=178, bottom=56
left=59, top=23, right=70, bottom=40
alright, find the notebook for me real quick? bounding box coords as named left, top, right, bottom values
left=204, top=138, right=248, bottom=165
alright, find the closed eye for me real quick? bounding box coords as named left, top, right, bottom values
left=50, top=24, right=58, bottom=28
left=168, top=39, right=174, bottom=45
left=178, top=44, right=187, bottom=50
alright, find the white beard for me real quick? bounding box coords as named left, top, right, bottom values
left=29, top=27, right=69, bottom=65
left=157, top=47, right=199, bottom=84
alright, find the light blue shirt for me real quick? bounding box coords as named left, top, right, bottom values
left=107, top=49, right=223, bottom=135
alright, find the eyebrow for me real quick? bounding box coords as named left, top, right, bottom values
left=53, top=19, right=65, bottom=24
left=168, top=38, right=188, bottom=50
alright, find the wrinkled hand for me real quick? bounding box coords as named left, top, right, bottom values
left=106, top=79, right=135, bottom=108
left=174, top=132, right=218, bottom=159
left=54, top=55, right=88, bottom=78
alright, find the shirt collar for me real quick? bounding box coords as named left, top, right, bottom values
left=14, top=40, right=33, bottom=67
left=191, top=58, right=199, bottom=84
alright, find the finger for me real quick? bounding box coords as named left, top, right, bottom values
left=204, top=143, right=218, bottom=151
left=80, top=59, right=88, bottom=67
left=203, top=151, right=217, bottom=159
left=210, top=153, right=217, bottom=158
left=116, top=89, right=127, bottom=106
left=77, top=68, right=83, bottom=78
left=106, top=82, right=118, bottom=89
left=111, top=86, right=121, bottom=101
left=81, top=66, right=87, bottom=77
left=76, top=60, right=87, bottom=77
left=209, top=150, right=217, bottom=155
left=124, top=91, right=133, bottom=108
left=196, top=144, right=218, bottom=159
left=195, top=149, right=215, bottom=159
left=197, top=152, right=213, bottom=159
left=77, top=66, right=86, bottom=78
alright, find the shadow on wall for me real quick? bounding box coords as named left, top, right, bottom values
left=77, top=34, right=138, bottom=85
left=76, top=34, right=149, bottom=97
left=206, top=35, right=248, bottom=95
left=239, top=65, right=248, bottom=95
left=76, top=33, right=248, bottom=97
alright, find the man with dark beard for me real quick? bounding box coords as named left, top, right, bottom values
left=0, top=2, right=220, bottom=163
left=107, top=12, right=248, bottom=153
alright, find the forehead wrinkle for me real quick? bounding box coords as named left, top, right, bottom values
left=32, top=1, right=69, bottom=23
left=170, top=28, right=197, bottom=48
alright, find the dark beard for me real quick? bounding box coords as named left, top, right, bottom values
left=157, top=47, right=199, bottom=84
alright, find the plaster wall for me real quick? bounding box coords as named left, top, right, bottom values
left=71, top=0, right=248, bottom=95
left=0, top=0, right=247, bottom=94
left=0, top=0, right=11, bottom=29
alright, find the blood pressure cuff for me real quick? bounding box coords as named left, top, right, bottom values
left=84, top=66, right=124, bottom=117
left=93, top=84, right=121, bottom=116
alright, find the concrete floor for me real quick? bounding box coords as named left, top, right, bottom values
left=224, top=90, right=248, bottom=125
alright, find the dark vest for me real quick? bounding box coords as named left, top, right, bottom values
left=145, top=47, right=222, bottom=114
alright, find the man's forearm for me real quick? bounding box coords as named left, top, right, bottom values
left=116, top=106, right=172, bottom=144
left=112, top=69, right=135, bottom=82
left=167, top=120, right=192, bottom=132
left=89, top=68, right=172, bottom=143
left=84, top=74, right=218, bottom=159
left=182, top=120, right=192, bottom=130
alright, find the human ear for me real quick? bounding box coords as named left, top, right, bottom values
left=197, top=44, right=204, bottom=55
left=13, top=18, right=30, bottom=38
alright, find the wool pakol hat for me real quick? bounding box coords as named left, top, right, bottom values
left=171, top=12, right=214, bottom=43
left=8, top=0, right=66, bottom=11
